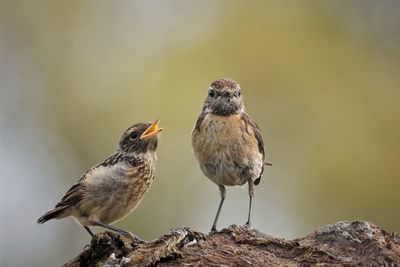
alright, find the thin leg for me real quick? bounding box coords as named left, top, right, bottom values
left=84, top=225, right=95, bottom=238
left=245, top=180, right=255, bottom=227
left=211, top=185, right=226, bottom=232
left=92, top=221, right=143, bottom=243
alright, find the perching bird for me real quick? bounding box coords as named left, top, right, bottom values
left=37, top=120, right=163, bottom=242
left=192, top=79, right=270, bottom=232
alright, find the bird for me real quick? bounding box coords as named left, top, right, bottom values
left=192, top=78, right=270, bottom=232
left=37, top=119, right=163, bottom=242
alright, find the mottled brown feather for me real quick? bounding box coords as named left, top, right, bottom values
left=240, top=113, right=265, bottom=185
left=55, top=153, right=144, bottom=209
left=211, top=78, right=239, bottom=90
left=55, top=183, right=86, bottom=208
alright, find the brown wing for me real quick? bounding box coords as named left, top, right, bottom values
left=55, top=182, right=86, bottom=208
left=54, top=162, right=100, bottom=209
left=54, top=157, right=104, bottom=209
left=193, top=110, right=207, bottom=133
left=55, top=152, right=143, bottom=208
left=54, top=163, right=106, bottom=209
left=240, top=113, right=265, bottom=185
left=37, top=177, right=87, bottom=224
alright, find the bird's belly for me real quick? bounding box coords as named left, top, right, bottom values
left=200, top=151, right=261, bottom=186
left=193, top=114, right=263, bottom=186
left=104, top=192, right=146, bottom=223
left=76, top=164, right=155, bottom=225
left=99, top=176, right=154, bottom=224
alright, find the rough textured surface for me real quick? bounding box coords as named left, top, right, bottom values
left=62, top=221, right=400, bottom=266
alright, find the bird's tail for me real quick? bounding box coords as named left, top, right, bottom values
left=37, top=207, right=67, bottom=224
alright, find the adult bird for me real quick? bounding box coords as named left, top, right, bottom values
left=192, top=79, right=270, bottom=232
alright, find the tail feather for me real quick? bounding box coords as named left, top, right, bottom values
left=37, top=207, right=67, bottom=224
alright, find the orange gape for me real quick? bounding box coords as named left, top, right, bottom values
left=38, top=120, right=164, bottom=243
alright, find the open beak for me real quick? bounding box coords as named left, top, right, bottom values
left=140, top=119, right=164, bottom=139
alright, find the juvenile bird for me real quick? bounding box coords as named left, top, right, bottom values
left=37, top=120, right=163, bottom=242
left=192, top=79, right=270, bottom=232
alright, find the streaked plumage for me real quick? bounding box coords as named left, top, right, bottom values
left=37, top=120, right=163, bottom=242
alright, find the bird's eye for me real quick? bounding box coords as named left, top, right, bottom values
left=129, top=132, right=139, bottom=140
left=238, top=91, right=241, bottom=97
left=208, top=89, right=216, bottom=98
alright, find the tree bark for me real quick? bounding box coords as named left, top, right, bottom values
left=62, top=221, right=400, bottom=266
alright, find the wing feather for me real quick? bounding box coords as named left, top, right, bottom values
left=55, top=152, right=143, bottom=208
left=240, top=113, right=265, bottom=185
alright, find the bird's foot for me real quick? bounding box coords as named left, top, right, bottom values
left=244, top=220, right=252, bottom=228
left=125, top=231, right=145, bottom=245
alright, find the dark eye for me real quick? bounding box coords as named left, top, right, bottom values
left=129, top=132, right=139, bottom=140
left=238, top=91, right=241, bottom=97
left=209, top=89, right=216, bottom=98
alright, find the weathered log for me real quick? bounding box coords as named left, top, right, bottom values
left=62, top=221, right=400, bottom=266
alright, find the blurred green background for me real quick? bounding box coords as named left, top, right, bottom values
left=1, top=1, right=400, bottom=266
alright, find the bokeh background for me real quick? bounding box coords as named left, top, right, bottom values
left=1, top=1, right=400, bottom=266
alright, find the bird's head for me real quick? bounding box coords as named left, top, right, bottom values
left=203, top=78, right=244, bottom=116
left=119, top=119, right=163, bottom=153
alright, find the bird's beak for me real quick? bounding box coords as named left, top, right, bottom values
left=140, top=119, right=164, bottom=139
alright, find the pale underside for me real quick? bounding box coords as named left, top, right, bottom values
left=64, top=153, right=156, bottom=226
left=192, top=113, right=263, bottom=186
